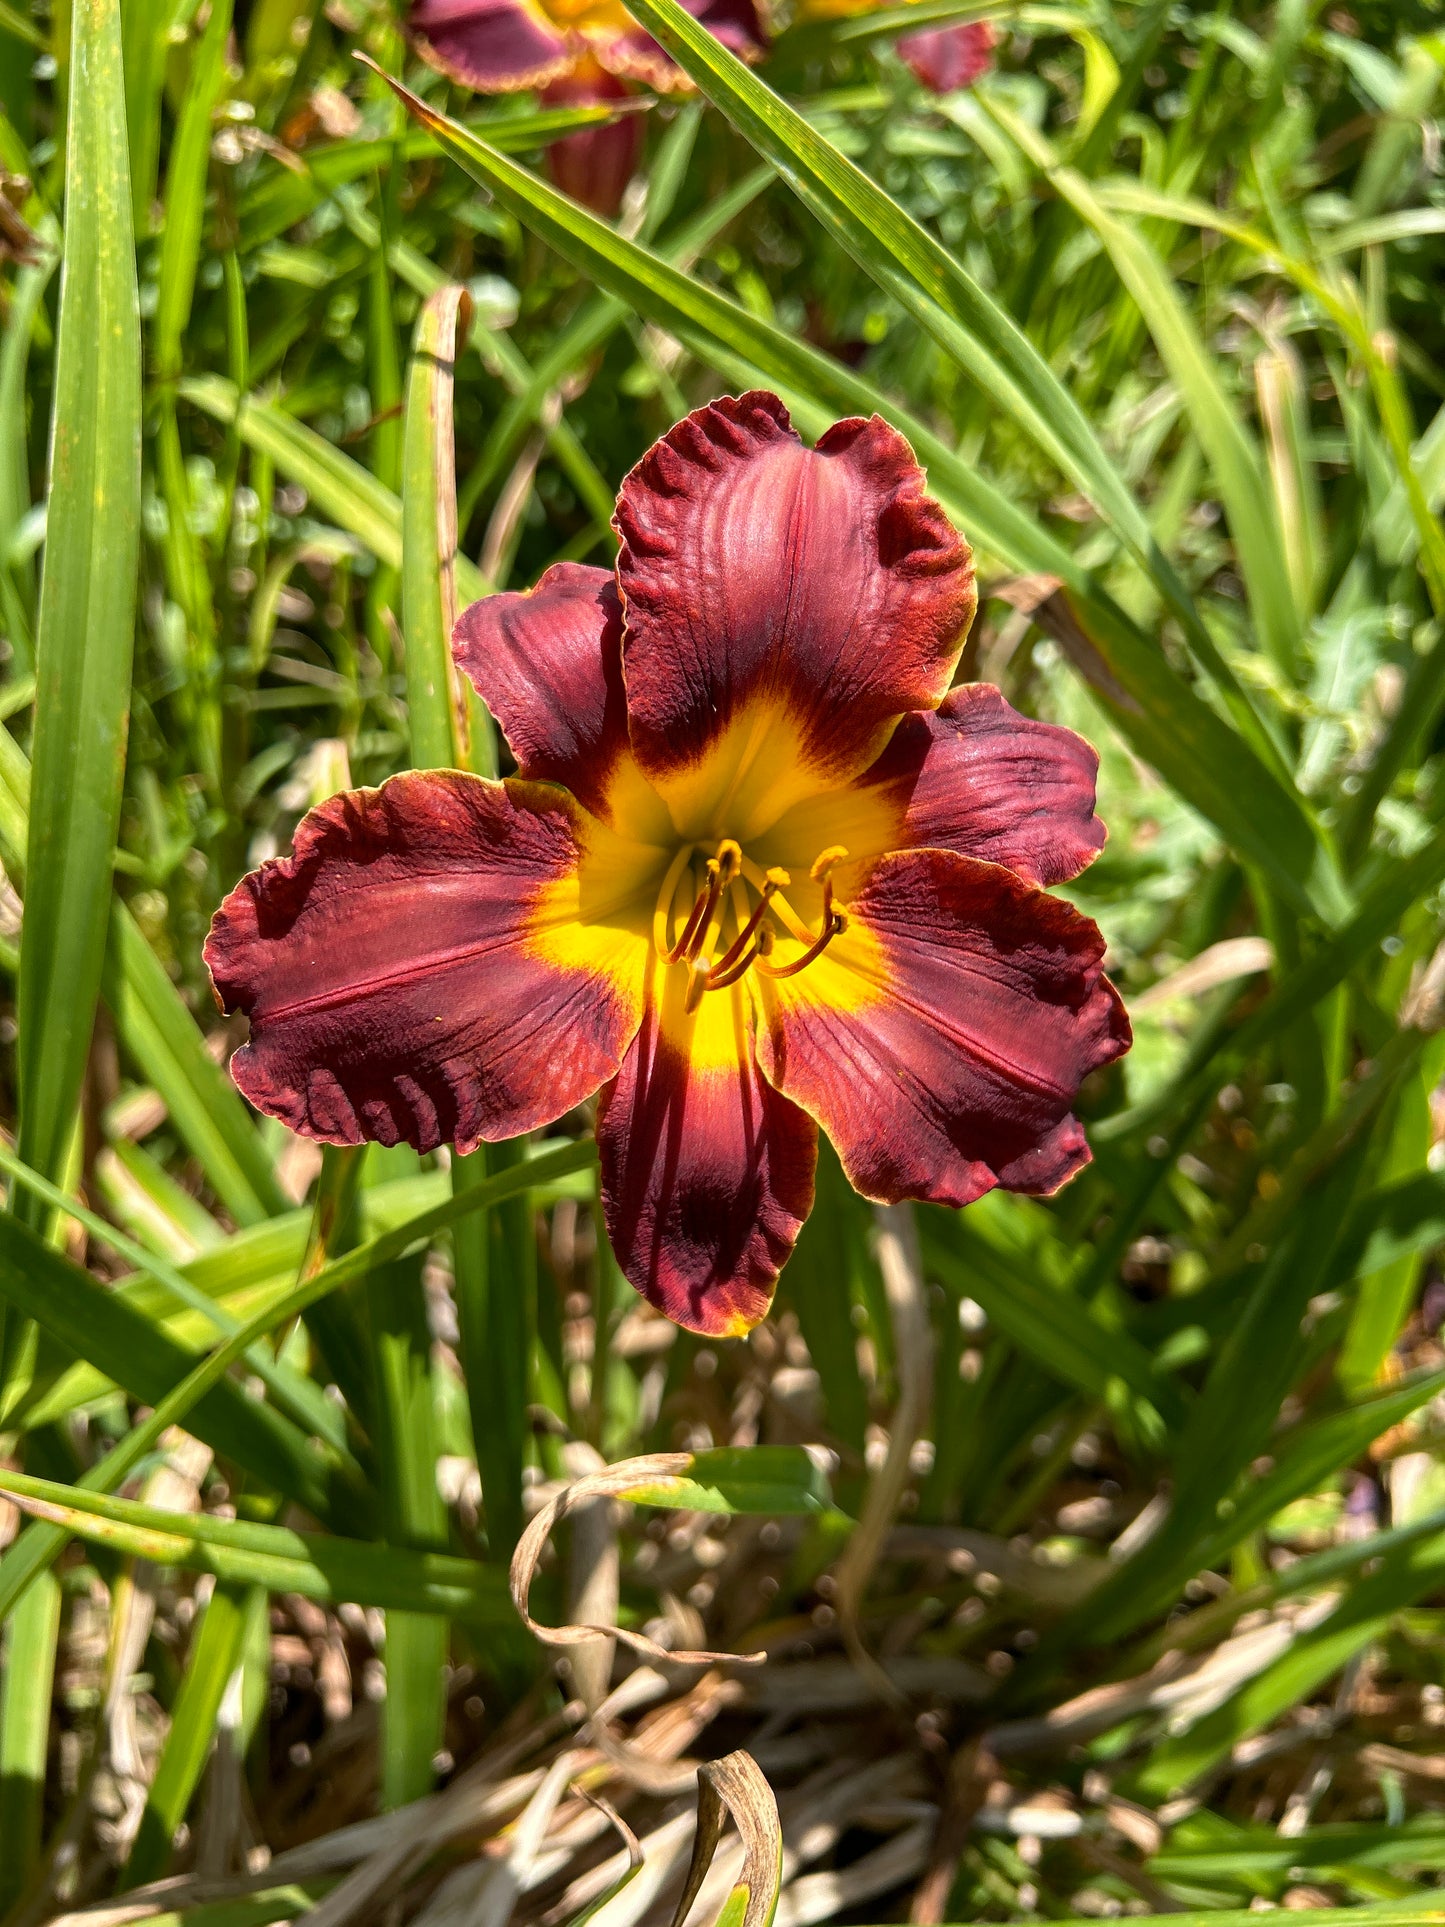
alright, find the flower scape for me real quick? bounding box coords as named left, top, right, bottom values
left=205, top=392, right=1130, bottom=1337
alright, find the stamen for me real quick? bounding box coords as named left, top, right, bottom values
left=693, top=866, right=731, bottom=970
left=754, top=906, right=847, bottom=981
left=810, top=844, right=849, bottom=883
left=672, top=858, right=720, bottom=963
left=708, top=867, right=787, bottom=980
left=671, top=838, right=745, bottom=968
left=706, top=939, right=766, bottom=992
left=651, top=842, right=696, bottom=960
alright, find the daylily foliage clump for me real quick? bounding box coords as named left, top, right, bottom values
left=207, top=394, right=1129, bottom=1335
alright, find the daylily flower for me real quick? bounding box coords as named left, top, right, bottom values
left=790, top=0, right=996, bottom=95
left=538, top=61, right=642, bottom=216
left=409, top=0, right=765, bottom=93
left=407, top=0, right=767, bottom=212
left=895, top=16, right=994, bottom=92
left=206, top=393, right=1129, bottom=1337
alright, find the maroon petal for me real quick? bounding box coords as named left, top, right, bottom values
left=540, top=69, right=642, bottom=216
left=409, top=0, right=573, bottom=91
left=453, top=563, right=631, bottom=820
left=205, top=772, right=649, bottom=1154
left=756, top=847, right=1129, bottom=1209
left=591, top=0, right=767, bottom=87
left=897, top=18, right=995, bottom=92
left=614, top=392, right=976, bottom=837
left=854, top=682, right=1106, bottom=884
left=597, top=965, right=817, bottom=1336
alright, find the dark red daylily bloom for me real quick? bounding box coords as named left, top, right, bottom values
left=896, top=15, right=995, bottom=91
left=207, top=393, right=1129, bottom=1337
left=408, top=0, right=766, bottom=99
left=407, top=0, right=766, bottom=215
left=539, top=63, right=642, bottom=216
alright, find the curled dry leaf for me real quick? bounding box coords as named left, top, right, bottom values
left=667, top=1750, right=783, bottom=1927
left=510, top=1454, right=766, bottom=1668
left=560, top=1791, right=646, bottom=1927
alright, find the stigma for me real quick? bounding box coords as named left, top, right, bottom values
left=652, top=837, right=848, bottom=1011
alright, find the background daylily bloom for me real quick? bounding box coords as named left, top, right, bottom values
left=896, top=16, right=995, bottom=92
left=408, top=0, right=766, bottom=212
left=789, top=0, right=996, bottom=96
left=206, top=393, right=1129, bottom=1338
left=538, top=62, right=642, bottom=216
left=410, top=0, right=765, bottom=92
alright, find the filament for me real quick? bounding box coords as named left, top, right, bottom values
left=651, top=842, right=696, bottom=961
left=659, top=841, right=850, bottom=1002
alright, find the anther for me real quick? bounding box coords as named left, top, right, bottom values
left=671, top=858, right=720, bottom=964
left=810, top=844, right=849, bottom=883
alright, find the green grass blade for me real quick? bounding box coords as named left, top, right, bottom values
left=366, top=1254, right=450, bottom=1807
left=0, top=723, right=286, bottom=1223
left=151, top=0, right=230, bottom=383
left=0, top=1467, right=514, bottom=1621
left=1130, top=1524, right=1445, bottom=1800
left=0, top=226, right=55, bottom=677
left=458, top=1137, right=536, bottom=1561
left=0, top=1140, right=592, bottom=1623
left=15, top=0, right=141, bottom=1221
left=983, top=97, right=1303, bottom=681
left=119, top=0, right=176, bottom=228
left=401, top=284, right=472, bottom=771
left=0, top=1136, right=351, bottom=1458
left=0, top=1211, right=369, bottom=1532
left=1191, top=1367, right=1445, bottom=1575
left=460, top=162, right=772, bottom=525
left=237, top=105, right=644, bottom=250
left=180, top=373, right=406, bottom=570
left=1100, top=821, right=1445, bottom=1144
left=0, top=1569, right=60, bottom=1914
left=921, top=1207, right=1185, bottom=1433
left=616, top=1447, right=836, bottom=1516
left=119, top=1581, right=249, bottom=1891
left=108, top=906, right=289, bottom=1224
left=180, top=372, right=488, bottom=603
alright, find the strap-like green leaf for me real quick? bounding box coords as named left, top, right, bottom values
left=16, top=0, right=141, bottom=1218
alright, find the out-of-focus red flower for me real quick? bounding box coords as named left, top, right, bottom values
left=791, top=0, right=997, bottom=95
left=539, top=61, right=641, bottom=215
left=407, top=0, right=766, bottom=214
left=408, top=0, right=766, bottom=97
left=896, top=16, right=995, bottom=91
left=206, top=393, right=1129, bottom=1337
